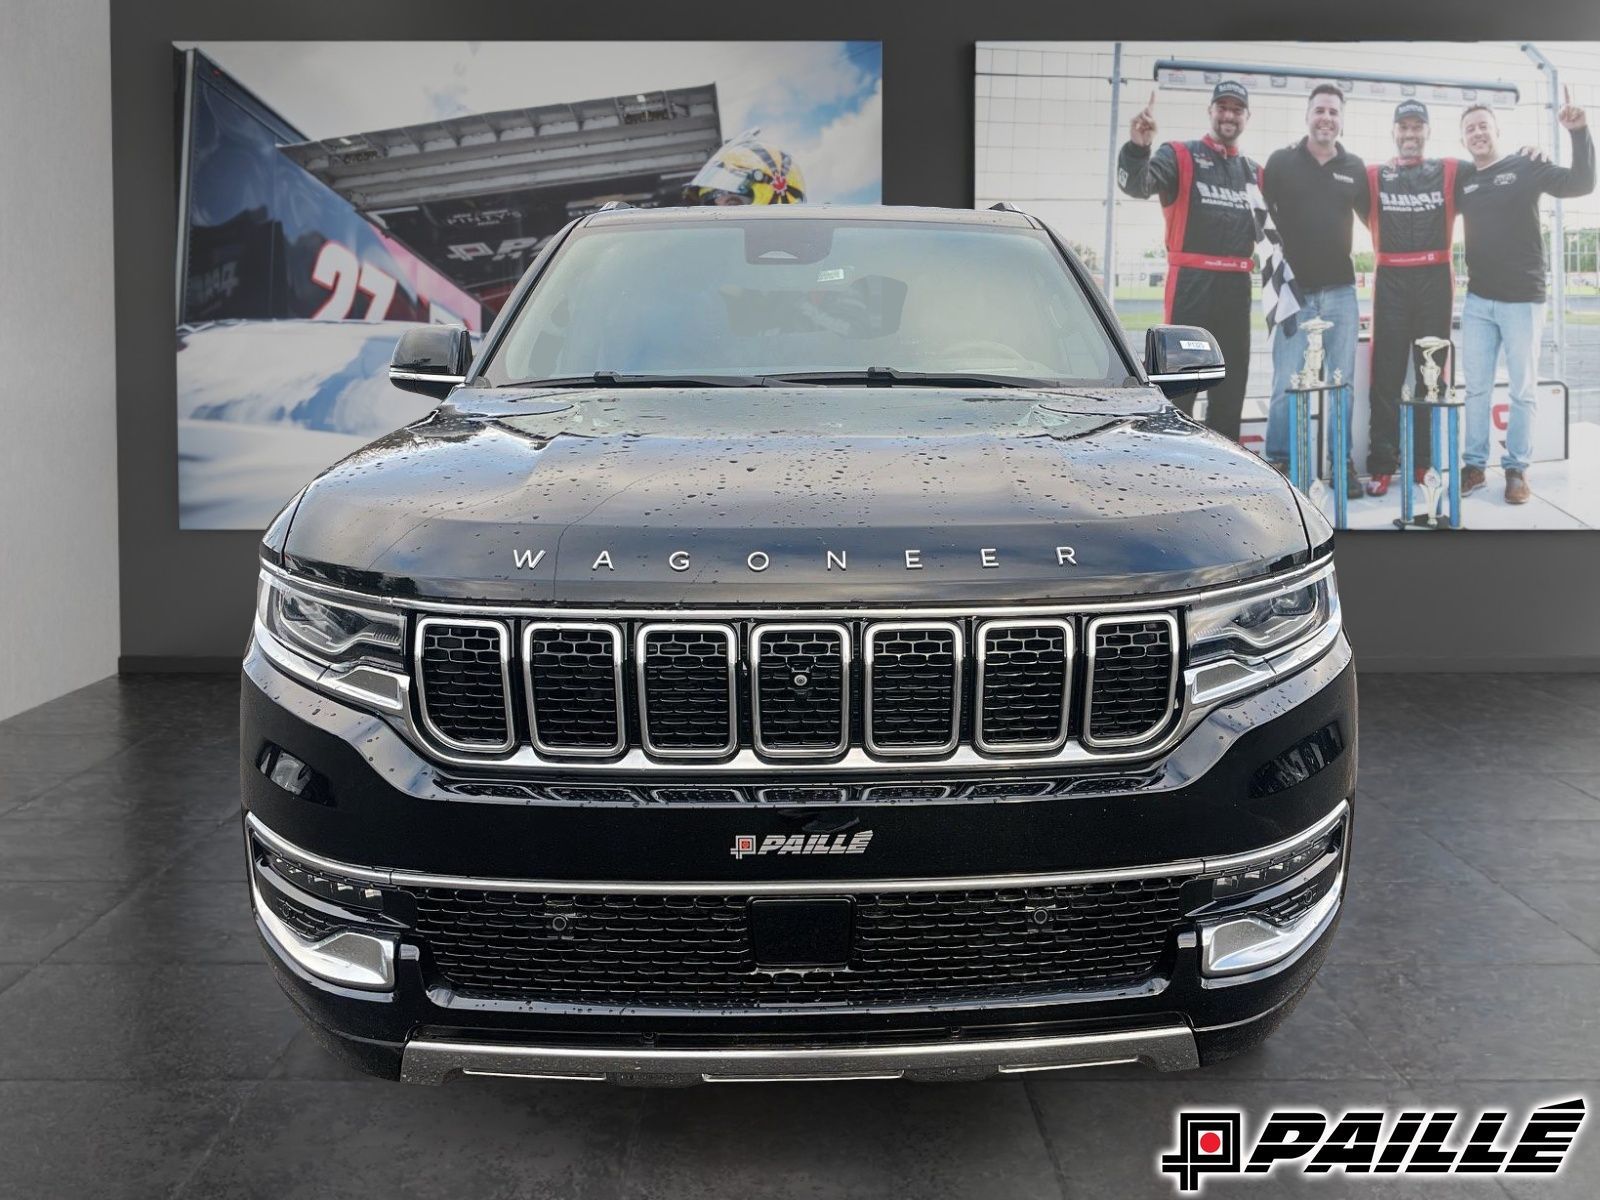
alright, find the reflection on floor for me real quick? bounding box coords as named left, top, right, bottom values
left=2, top=673, right=1599, bottom=1197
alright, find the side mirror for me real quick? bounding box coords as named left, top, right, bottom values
left=1144, top=325, right=1226, bottom=399
left=389, top=325, right=473, bottom=399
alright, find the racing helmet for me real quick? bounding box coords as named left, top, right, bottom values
left=683, top=130, right=806, bottom=206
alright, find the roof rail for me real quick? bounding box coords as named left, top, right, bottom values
left=596, top=201, right=635, bottom=213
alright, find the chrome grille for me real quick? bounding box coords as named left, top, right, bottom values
left=976, top=620, right=1073, bottom=752
left=523, top=623, right=625, bottom=757
left=1084, top=615, right=1179, bottom=747
left=409, top=875, right=1187, bottom=1008
left=751, top=624, right=849, bottom=757
left=415, top=618, right=513, bottom=752
left=637, top=624, right=738, bottom=758
left=409, top=610, right=1184, bottom=764
left=865, top=622, right=962, bottom=756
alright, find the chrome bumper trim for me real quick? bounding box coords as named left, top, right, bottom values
left=243, top=801, right=1347, bottom=897
left=251, top=875, right=397, bottom=991
left=398, top=1024, right=1200, bottom=1085
left=1199, top=870, right=1344, bottom=978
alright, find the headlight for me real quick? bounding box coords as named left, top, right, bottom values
left=1188, top=570, right=1336, bottom=665
left=254, top=572, right=407, bottom=712
left=1184, top=565, right=1340, bottom=707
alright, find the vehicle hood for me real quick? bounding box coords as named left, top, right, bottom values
left=280, top=386, right=1313, bottom=604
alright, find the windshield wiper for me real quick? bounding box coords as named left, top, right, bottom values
left=500, top=371, right=767, bottom=389
left=761, top=367, right=1051, bottom=388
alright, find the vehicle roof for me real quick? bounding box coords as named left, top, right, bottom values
left=581, top=203, right=1038, bottom=230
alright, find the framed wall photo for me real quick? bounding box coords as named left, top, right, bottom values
left=173, top=40, right=883, bottom=529
left=976, top=41, right=1600, bottom=531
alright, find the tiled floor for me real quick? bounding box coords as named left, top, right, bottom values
left=1, top=673, right=1597, bottom=1198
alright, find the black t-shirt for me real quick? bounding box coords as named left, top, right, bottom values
left=1456, top=126, right=1596, bottom=303
left=1263, top=139, right=1371, bottom=291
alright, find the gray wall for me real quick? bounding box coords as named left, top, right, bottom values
left=2, top=0, right=119, bottom=719
left=113, top=1, right=1600, bottom=672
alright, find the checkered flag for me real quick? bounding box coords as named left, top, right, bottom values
left=1250, top=177, right=1301, bottom=338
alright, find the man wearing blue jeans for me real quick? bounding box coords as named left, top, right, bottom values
left=1263, top=85, right=1371, bottom=499
left=1456, top=94, right=1592, bottom=504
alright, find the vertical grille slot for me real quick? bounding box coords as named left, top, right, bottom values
left=975, top=619, right=1074, bottom=753
left=522, top=622, right=625, bottom=758
left=414, top=617, right=514, bottom=753
left=751, top=624, right=850, bottom=758
left=636, top=624, right=738, bottom=758
left=864, top=622, right=962, bottom=756
left=1083, top=614, right=1179, bottom=748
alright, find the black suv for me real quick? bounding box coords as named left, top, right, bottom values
left=243, top=204, right=1354, bottom=1085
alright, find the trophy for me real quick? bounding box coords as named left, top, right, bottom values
left=1293, top=318, right=1334, bottom=389
left=1416, top=463, right=1445, bottom=528
left=1416, top=336, right=1451, bottom=403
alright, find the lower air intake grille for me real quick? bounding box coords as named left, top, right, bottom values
left=410, top=877, right=1187, bottom=1008
left=866, top=623, right=961, bottom=754
left=524, top=624, right=624, bottom=756
left=416, top=619, right=512, bottom=751
left=978, top=621, right=1072, bottom=751
left=638, top=625, right=737, bottom=756
left=1085, top=616, right=1178, bottom=746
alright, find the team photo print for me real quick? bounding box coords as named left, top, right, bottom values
left=976, top=40, right=1600, bottom=530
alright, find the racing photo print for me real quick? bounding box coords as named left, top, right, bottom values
left=174, top=40, right=883, bottom=528
left=975, top=41, right=1600, bottom=531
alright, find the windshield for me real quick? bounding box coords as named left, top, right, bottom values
left=481, top=217, right=1129, bottom=388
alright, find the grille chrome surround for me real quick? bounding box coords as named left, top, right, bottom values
left=413, top=616, right=515, bottom=754
left=1082, top=614, right=1180, bottom=749
left=635, top=623, right=739, bottom=760
left=974, top=618, right=1075, bottom=754
left=863, top=621, right=963, bottom=758
left=750, top=623, right=851, bottom=759
left=521, top=622, right=626, bottom=759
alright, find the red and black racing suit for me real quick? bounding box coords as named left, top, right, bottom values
left=1366, top=157, right=1459, bottom=476
left=1118, top=135, right=1259, bottom=440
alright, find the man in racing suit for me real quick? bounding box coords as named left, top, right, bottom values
left=1118, top=80, right=1258, bottom=441
left=1364, top=100, right=1457, bottom=496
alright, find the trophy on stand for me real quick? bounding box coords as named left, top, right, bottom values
left=1284, top=318, right=1353, bottom=528
left=1396, top=335, right=1464, bottom=530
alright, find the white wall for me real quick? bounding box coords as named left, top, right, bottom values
left=0, top=0, right=119, bottom=720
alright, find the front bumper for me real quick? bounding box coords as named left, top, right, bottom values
left=240, top=633, right=1355, bottom=1084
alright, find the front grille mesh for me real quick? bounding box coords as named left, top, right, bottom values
left=640, top=628, right=734, bottom=753
left=413, top=611, right=1184, bottom=761
left=1087, top=619, right=1176, bottom=744
left=418, top=622, right=509, bottom=748
left=526, top=626, right=621, bottom=752
left=410, top=877, right=1187, bottom=1008
left=980, top=623, right=1070, bottom=748
left=868, top=627, right=959, bottom=750
left=755, top=629, right=847, bottom=752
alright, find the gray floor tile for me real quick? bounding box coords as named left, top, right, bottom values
left=1027, top=1078, right=1507, bottom=1198
left=163, top=817, right=249, bottom=881
left=11, top=734, right=242, bottom=823
left=0, top=1081, right=253, bottom=1200
left=1426, top=821, right=1600, bottom=882
left=1347, top=806, right=1490, bottom=884
left=0, top=731, right=142, bottom=803
left=618, top=1078, right=1060, bottom=1200
left=0, top=965, right=28, bottom=997
left=0, top=816, right=214, bottom=882
left=266, top=1026, right=377, bottom=1082
left=1360, top=771, right=1600, bottom=822
left=1556, top=773, right=1600, bottom=801
left=174, top=1079, right=640, bottom=1200
left=1497, top=882, right=1600, bottom=954
left=1318, top=963, right=1600, bottom=1080
left=1329, top=880, right=1599, bottom=966
left=0, top=963, right=303, bottom=1080
left=0, top=880, right=130, bottom=963
left=48, top=873, right=259, bottom=964
left=1429, top=1081, right=1600, bottom=1200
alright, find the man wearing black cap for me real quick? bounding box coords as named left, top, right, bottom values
left=1118, top=80, right=1259, bottom=441
left=1362, top=98, right=1458, bottom=496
